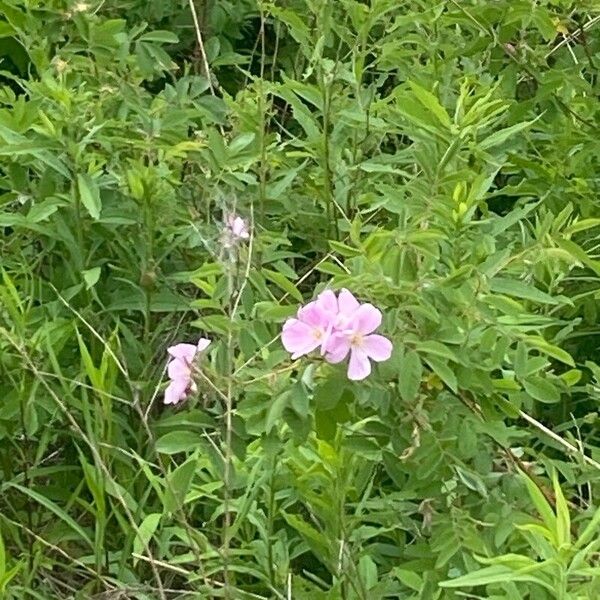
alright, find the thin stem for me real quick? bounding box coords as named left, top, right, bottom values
left=258, top=5, right=267, bottom=225
left=518, top=409, right=600, bottom=471
left=320, top=74, right=338, bottom=240
left=266, top=455, right=276, bottom=589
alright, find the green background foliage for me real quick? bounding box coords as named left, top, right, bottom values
left=1, top=0, right=600, bottom=598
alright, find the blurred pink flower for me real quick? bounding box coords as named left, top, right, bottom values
left=226, top=214, right=249, bottom=241
left=164, top=338, right=210, bottom=405
left=281, top=288, right=392, bottom=380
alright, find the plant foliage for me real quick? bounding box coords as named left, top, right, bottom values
left=1, top=0, right=600, bottom=598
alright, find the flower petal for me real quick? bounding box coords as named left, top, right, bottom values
left=197, top=338, right=211, bottom=352
left=168, top=358, right=191, bottom=380
left=167, top=343, right=197, bottom=363
left=363, top=334, right=393, bottom=362
left=325, top=334, right=351, bottom=364
left=164, top=379, right=188, bottom=405
left=347, top=347, right=372, bottom=380
left=337, top=288, right=360, bottom=316
left=354, top=303, right=382, bottom=334
left=298, top=300, right=328, bottom=328
left=282, top=319, right=321, bottom=358
left=317, top=289, right=338, bottom=314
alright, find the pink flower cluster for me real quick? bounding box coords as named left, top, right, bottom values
left=164, top=338, right=210, bottom=405
left=281, top=289, right=393, bottom=380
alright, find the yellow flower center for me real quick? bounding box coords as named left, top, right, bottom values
left=350, top=333, right=364, bottom=348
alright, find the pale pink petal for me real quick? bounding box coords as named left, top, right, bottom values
left=164, top=379, right=188, bottom=405
left=319, top=321, right=335, bottom=355
left=347, top=347, right=371, bottom=380
left=298, top=302, right=323, bottom=327
left=337, top=288, right=360, bottom=316
left=167, top=343, right=197, bottom=362
left=197, top=338, right=211, bottom=352
left=231, top=217, right=243, bottom=235
left=317, top=289, right=338, bottom=314
left=362, top=334, right=393, bottom=362
left=230, top=216, right=248, bottom=238
left=325, top=335, right=351, bottom=364
left=282, top=319, right=322, bottom=359
left=168, top=358, right=191, bottom=380
left=354, top=304, right=382, bottom=335
left=298, top=301, right=329, bottom=328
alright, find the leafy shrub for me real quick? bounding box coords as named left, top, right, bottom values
left=1, top=0, right=600, bottom=598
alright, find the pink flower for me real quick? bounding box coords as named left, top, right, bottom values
left=226, top=214, right=249, bottom=241
left=326, top=300, right=393, bottom=381
left=164, top=338, right=210, bottom=405
left=281, top=290, right=338, bottom=359
left=281, top=288, right=393, bottom=380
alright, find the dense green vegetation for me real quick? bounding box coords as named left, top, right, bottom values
left=1, top=1, right=600, bottom=598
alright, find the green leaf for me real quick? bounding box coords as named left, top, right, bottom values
left=82, top=267, right=101, bottom=289
left=408, top=81, right=451, bottom=128
left=455, top=465, right=488, bottom=498
left=523, top=376, right=561, bottom=404
left=392, top=568, right=422, bottom=592
left=575, top=504, right=600, bottom=550
left=282, top=512, right=330, bottom=561
left=489, top=278, right=558, bottom=305
left=77, top=174, right=102, bottom=220
left=262, top=268, right=303, bottom=302
left=314, top=377, right=345, bottom=410
left=415, top=340, right=458, bottom=362
left=6, top=483, right=93, bottom=550
left=440, top=564, right=553, bottom=591
left=138, top=30, right=179, bottom=44
left=156, top=431, right=203, bottom=454
left=133, top=513, right=161, bottom=566
left=526, top=337, right=574, bottom=367
left=520, top=471, right=556, bottom=537
left=398, top=350, right=422, bottom=402
left=163, top=455, right=197, bottom=514
left=552, top=470, right=570, bottom=547
left=480, top=116, right=541, bottom=150
left=423, top=355, right=457, bottom=392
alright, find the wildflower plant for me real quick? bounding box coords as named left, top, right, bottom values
left=1, top=1, right=600, bottom=599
